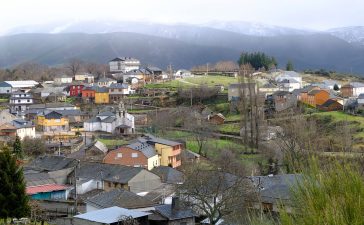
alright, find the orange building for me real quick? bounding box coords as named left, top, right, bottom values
left=306, top=89, right=330, bottom=107
left=82, top=87, right=96, bottom=99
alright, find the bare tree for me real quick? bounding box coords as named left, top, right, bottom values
left=66, top=58, right=83, bottom=76
left=179, top=152, right=254, bottom=225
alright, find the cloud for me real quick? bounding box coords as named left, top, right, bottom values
left=0, top=0, right=363, bottom=33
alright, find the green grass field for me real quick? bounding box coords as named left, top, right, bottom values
left=145, top=75, right=238, bottom=90
left=97, top=138, right=128, bottom=147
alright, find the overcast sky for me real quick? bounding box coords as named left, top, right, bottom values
left=1, top=0, right=363, bottom=34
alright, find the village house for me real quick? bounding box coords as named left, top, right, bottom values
left=103, top=139, right=160, bottom=170
left=94, top=86, right=110, bottom=104
left=109, top=57, right=141, bottom=73
left=72, top=207, right=150, bottom=225
left=267, top=91, right=297, bottom=112
left=0, top=80, right=39, bottom=94
left=9, top=119, right=35, bottom=139
left=82, top=86, right=96, bottom=103
left=140, top=134, right=182, bottom=168
left=341, top=82, right=364, bottom=97
left=84, top=109, right=134, bottom=134
left=149, top=197, right=195, bottom=225
left=117, top=69, right=146, bottom=85
left=36, top=110, right=70, bottom=132
left=9, top=91, right=34, bottom=114
left=357, top=93, right=364, bottom=110
left=25, top=173, right=71, bottom=200
left=85, top=189, right=156, bottom=212
left=228, top=83, right=257, bottom=101
left=54, top=74, right=73, bottom=84
left=97, top=77, right=117, bottom=87
left=318, top=99, right=343, bottom=111
left=305, top=89, right=330, bottom=107
left=69, top=82, right=85, bottom=97
left=277, top=78, right=301, bottom=92
left=174, top=69, right=193, bottom=78
left=74, top=162, right=162, bottom=193
left=109, top=83, right=133, bottom=102
left=259, top=83, right=279, bottom=96
left=151, top=166, right=184, bottom=184
left=275, top=71, right=302, bottom=86
left=75, top=73, right=95, bottom=84
left=25, top=155, right=79, bottom=184
left=250, top=174, right=301, bottom=213
left=46, top=92, right=67, bottom=102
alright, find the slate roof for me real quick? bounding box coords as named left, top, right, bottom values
left=86, top=188, right=155, bottom=209
left=94, top=86, right=109, bottom=93
left=75, top=206, right=150, bottom=224
left=98, top=77, right=116, bottom=83
left=24, top=172, right=56, bottom=187
left=320, top=99, right=342, bottom=107
left=350, top=82, right=364, bottom=88
left=126, top=139, right=157, bottom=158
left=11, top=119, right=34, bottom=129
left=26, top=155, right=79, bottom=172
left=358, top=93, right=364, bottom=99
left=77, top=162, right=144, bottom=184
left=151, top=166, right=184, bottom=184
left=110, top=57, right=140, bottom=62
left=272, top=91, right=290, bottom=97
left=154, top=204, right=195, bottom=220
left=249, top=174, right=302, bottom=204
left=142, top=134, right=181, bottom=147
left=308, top=89, right=328, bottom=95
left=109, top=83, right=129, bottom=89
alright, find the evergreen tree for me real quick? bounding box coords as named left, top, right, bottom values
left=12, top=135, right=23, bottom=159
left=333, top=84, right=339, bottom=91
left=0, top=147, right=30, bottom=220
left=286, top=60, right=294, bottom=71
left=238, top=52, right=277, bottom=71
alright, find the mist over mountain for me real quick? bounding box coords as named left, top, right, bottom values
left=1, top=21, right=364, bottom=75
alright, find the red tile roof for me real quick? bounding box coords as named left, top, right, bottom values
left=26, top=184, right=69, bottom=195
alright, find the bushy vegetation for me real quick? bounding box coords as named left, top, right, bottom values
left=251, top=158, right=364, bottom=225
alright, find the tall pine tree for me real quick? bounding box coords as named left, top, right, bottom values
left=13, top=135, right=23, bottom=159
left=0, top=146, right=30, bottom=220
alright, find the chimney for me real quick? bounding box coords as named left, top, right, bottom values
left=171, top=196, right=180, bottom=211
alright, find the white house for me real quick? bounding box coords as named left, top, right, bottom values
left=75, top=73, right=95, bottom=83
left=174, top=69, right=193, bottom=78
left=275, top=71, right=302, bottom=86
left=0, top=80, right=39, bottom=94
left=84, top=109, right=135, bottom=134
left=109, top=57, right=141, bottom=73
left=54, top=74, right=73, bottom=84
left=351, top=82, right=364, bottom=97
left=9, top=91, right=34, bottom=114
left=10, top=119, right=36, bottom=139
left=277, top=78, right=301, bottom=92
left=97, top=77, right=117, bottom=87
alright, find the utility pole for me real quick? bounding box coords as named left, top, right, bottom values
left=190, top=89, right=193, bottom=106
left=74, top=159, right=80, bottom=214
left=206, top=63, right=209, bottom=76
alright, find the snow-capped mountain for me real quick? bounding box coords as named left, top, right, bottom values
left=328, top=26, right=364, bottom=45
left=202, top=21, right=312, bottom=36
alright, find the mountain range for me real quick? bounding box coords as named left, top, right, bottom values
left=1, top=20, right=364, bottom=75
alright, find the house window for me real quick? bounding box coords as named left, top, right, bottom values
left=27, top=100, right=30, bottom=102
left=117, top=153, right=122, bottom=158
left=132, top=153, right=138, bottom=158
left=18, top=100, right=21, bottom=103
